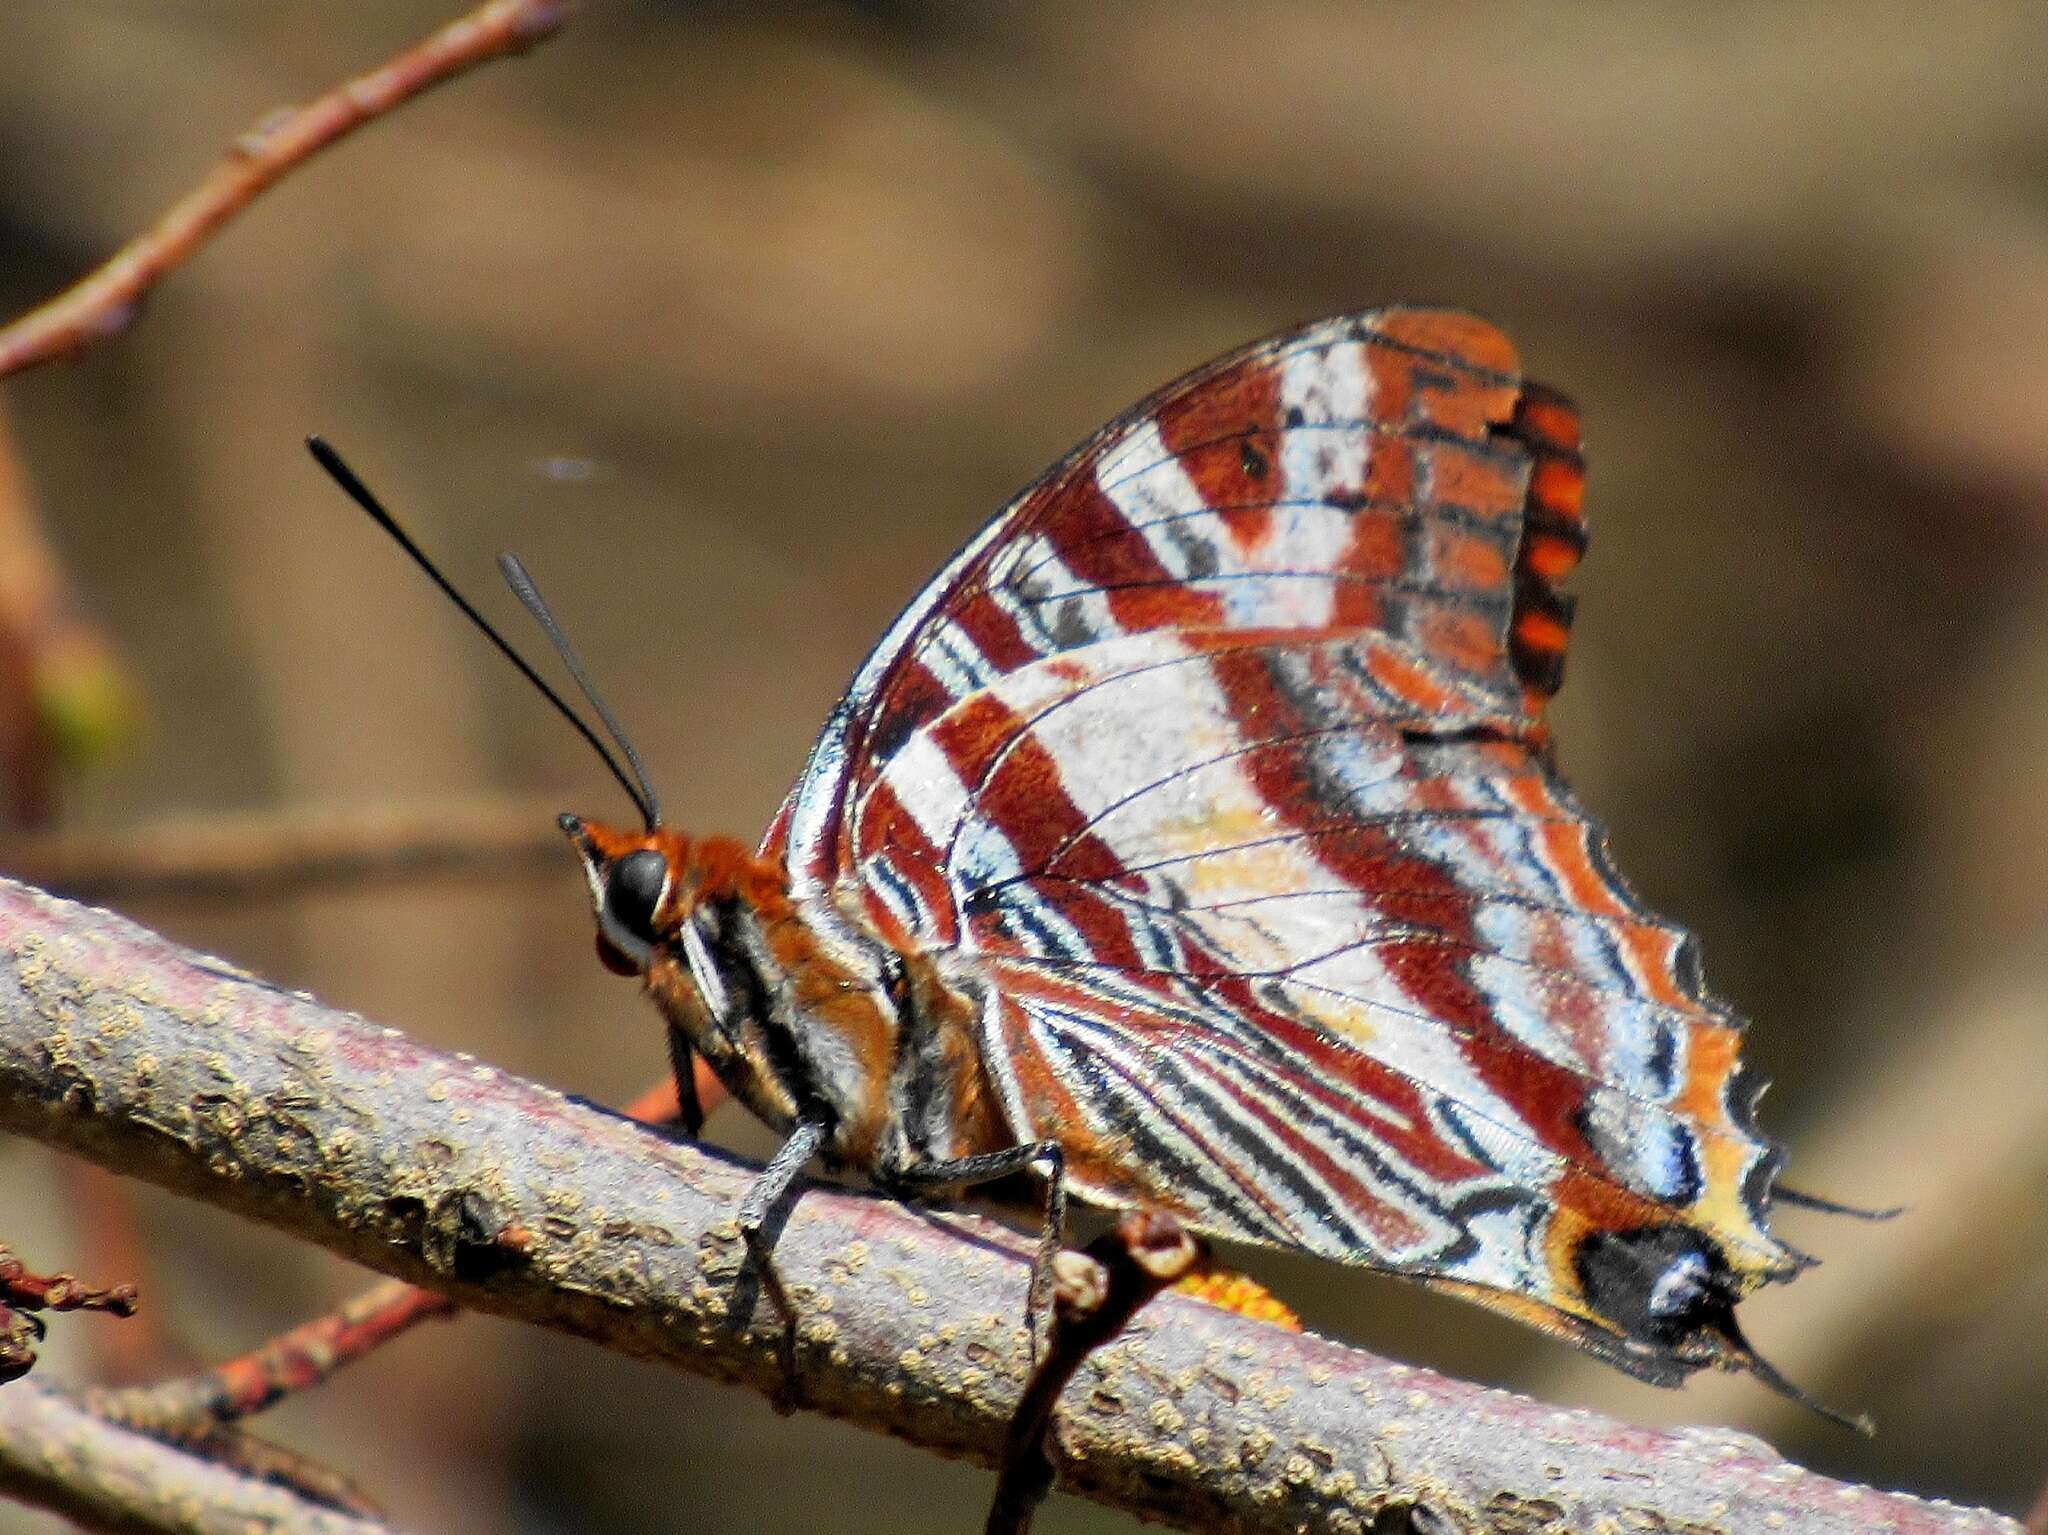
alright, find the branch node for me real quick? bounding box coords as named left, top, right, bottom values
left=0, top=1244, right=139, bottom=1383
left=987, top=1211, right=1205, bottom=1535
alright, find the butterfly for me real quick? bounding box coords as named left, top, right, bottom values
left=314, top=306, right=1853, bottom=1414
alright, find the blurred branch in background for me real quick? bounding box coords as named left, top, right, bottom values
left=0, top=881, right=2019, bottom=1535
left=92, top=1279, right=453, bottom=1440
left=0, top=795, right=568, bottom=901
left=0, top=1379, right=401, bottom=1535
left=0, top=0, right=575, bottom=379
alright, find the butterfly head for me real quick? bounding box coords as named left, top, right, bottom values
left=560, top=814, right=695, bottom=977
left=560, top=812, right=803, bottom=1130
left=558, top=813, right=777, bottom=994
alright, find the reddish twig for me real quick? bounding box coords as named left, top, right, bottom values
left=0, top=0, right=576, bottom=379
left=988, top=1212, right=1206, bottom=1535
left=0, top=1245, right=139, bottom=1384
left=620, top=1057, right=728, bottom=1126
left=81, top=1280, right=425, bottom=1521
left=92, top=1280, right=453, bottom=1435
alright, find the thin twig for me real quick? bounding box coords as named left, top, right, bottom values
left=0, top=0, right=576, bottom=379
left=0, top=1246, right=139, bottom=1384
left=0, top=879, right=2020, bottom=1535
left=92, top=1280, right=453, bottom=1435
left=0, top=796, right=570, bottom=901
left=988, top=1212, right=1204, bottom=1535
left=0, top=1250, right=138, bottom=1319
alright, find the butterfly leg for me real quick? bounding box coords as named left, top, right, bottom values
left=886, top=1141, right=1065, bottom=1359
left=735, top=1112, right=829, bottom=1409
left=664, top=1022, right=705, bottom=1138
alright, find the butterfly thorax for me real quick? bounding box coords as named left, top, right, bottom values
left=565, top=816, right=1013, bottom=1179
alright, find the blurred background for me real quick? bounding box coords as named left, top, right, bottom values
left=2, top=2, right=2045, bottom=1530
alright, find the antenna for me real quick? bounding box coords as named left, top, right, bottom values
left=305, top=437, right=660, bottom=830
left=497, top=552, right=662, bottom=829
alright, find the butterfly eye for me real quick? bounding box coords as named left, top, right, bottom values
left=604, top=848, right=670, bottom=946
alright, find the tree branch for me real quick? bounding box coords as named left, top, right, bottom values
left=0, top=0, right=575, bottom=379
left=0, top=878, right=2019, bottom=1534
left=93, top=1279, right=453, bottom=1435
left=0, top=1378, right=401, bottom=1535
left=0, top=796, right=569, bottom=902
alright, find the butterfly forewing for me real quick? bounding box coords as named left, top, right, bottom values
left=770, top=307, right=1793, bottom=1377
left=776, top=310, right=1571, bottom=889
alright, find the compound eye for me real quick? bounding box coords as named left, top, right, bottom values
left=603, top=848, right=669, bottom=945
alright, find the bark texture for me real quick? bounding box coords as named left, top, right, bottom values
left=0, top=879, right=2020, bottom=1534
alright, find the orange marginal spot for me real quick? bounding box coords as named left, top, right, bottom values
left=1539, top=1198, right=1599, bottom=1306
left=1503, top=786, right=1694, bottom=1014
left=1513, top=608, right=1571, bottom=656
left=1527, top=454, right=1586, bottom=519
left=1499, top=776, right=1638, bottom=907
left=1173, top=1266, right=1303, bottom=1331
left=1691, top=1133, right=1770, bottom=1261
left=1513, top=386, right=1582, bottom=453
left=1520, top=530, right=1584, bottom=583
left=1678, top=1022, right=1741, bottom=1124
